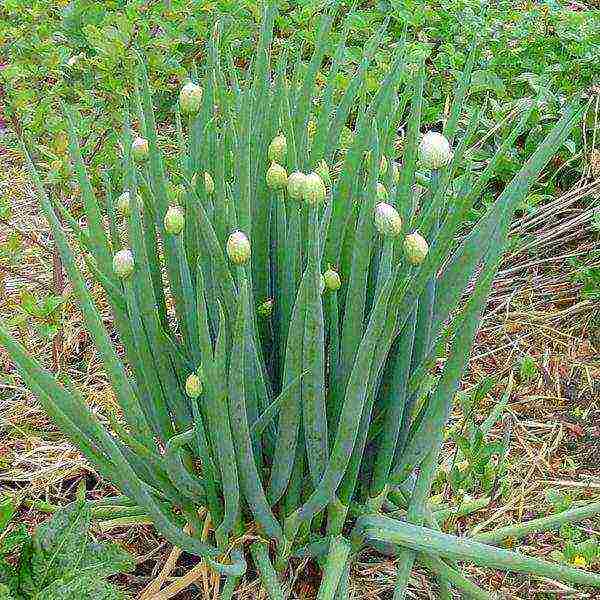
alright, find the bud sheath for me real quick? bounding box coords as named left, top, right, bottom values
left=374, top=202, right=402, bottom=237
left=113, top=249, right=135, bottom=278
left=226, top=230, right=251, bottom=265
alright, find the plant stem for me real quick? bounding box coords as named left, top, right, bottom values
left=356, top=515, right=600, bottom=588
left=316, top=536, right=351, bottom=600
left=251, top=541, right=287, bottom=600
left=392, top=448, right=440, bottom=600
left=472, top=501, right=600, bottom=546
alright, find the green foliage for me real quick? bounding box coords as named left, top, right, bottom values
left=545, top=488, right=578, bottom=514
left=0, top=4, right=593, bottom=597
left=518, top=353, right=539, bottom=382
left=9, top=292, right=65, bottom=340
left=444, top=378, right=509, bottom=496
left=571, top=262, right=600, bottom=301
left=0, top=495, right=134, bottom=600
left=2, top=0, right=597, bottom=186
left=551, top=535, right=600, bottom=569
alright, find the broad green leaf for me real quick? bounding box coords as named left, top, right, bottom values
left=0, top=497, right=16, bottom=534
left=24, top=501, right=91, bottom=593
left=35, top=576, right=128, bottom=600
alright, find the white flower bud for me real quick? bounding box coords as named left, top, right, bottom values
left=374, top=202, right=402, bottom=237
left=266, top=162, right=288, bottom=189
left=179, top=81, right=203, bottom=115
left=268, top=134, right=287, bottom=163
left=116, top=191, right=131, bottom=217
left=323, top=266, right=341, bottom=291
left=164, top=205, right=185, bottom=235
left=226, top=230, right=251, bottom=265
left=287, top=171, right=307, bottom=199
left=418, top=131, right=452, bottom=170
left=376, top=182, right=388, bottom=201
left=302, top=172, right=326, bottom=205
left=204, top=172, right=215, bottom=195
left=132, top=137, right=149, bottom=162
left=404, top=231, right=429, bottom=265
left=113, top=249, right=134, bottom=278
left=185, top=373, right=202, bottom=398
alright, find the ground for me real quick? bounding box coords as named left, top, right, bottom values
left=1, top=142, right=599, bottom=599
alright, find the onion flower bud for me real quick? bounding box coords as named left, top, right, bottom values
left=287, top=171, right=307, bottom=199
left=323, top=266, right=341, bottom=292
left=258, top=298, right=274, bottom=318
left=164, top=205, right=185, bottom=235
left=418, top=131, right=452, bottom=170
left=132, top=137, right=149, bottom=163
left=204, top=172, right=215, bottom=195
left=179, top=81, right=203, bottom=115
left=374, top=202, right=402, bottom=237
left=266, top=162, right=288, bottom=190
left=268, top=134, right=287, bottom=163
left=302, top=172, right=326, bottom=205
left=404, top=231, right=429, bottom=265
left=113, top=249, right=134, bottom=278
left=185, top=373, right=202, bottom=398
left=227, top=230, right=251, bottom=265
left=116, top=191, right=131, bottom=217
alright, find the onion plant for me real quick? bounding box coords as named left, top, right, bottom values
left=2, top=5, right=598, bottom=599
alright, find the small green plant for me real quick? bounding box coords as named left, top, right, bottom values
left=10, top=292, right=65, bottom=340
left=0, top=494, right=134, bottom=600
left=541, top=490, right=600, bottom=570
left=572, top=262, right=600, bottom=301
left=443, top=378, right=510, bottom=497
left=518, top=353, right=539, bottom=382
left=545, top=488, right=578, bottom=514
left=1, top=5, right=598, bottom=598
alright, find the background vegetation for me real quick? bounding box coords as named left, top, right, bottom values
left=2, top=0, right=599, bottom=189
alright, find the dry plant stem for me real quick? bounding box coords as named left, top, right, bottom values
left=0, top=217, right=53, bottom=253
left=140, top=521, right=196, bottom=599
left=51, top=236, right=63, bottom=372
left=140, top=545, right=184, bottom=600
left=1, top=263, right=52, bottom=289
left=97, top=516, right=153, bottom=531
left=145, top=561, right=209, bottom=600
left=211, top=571, right=220, bottom=600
